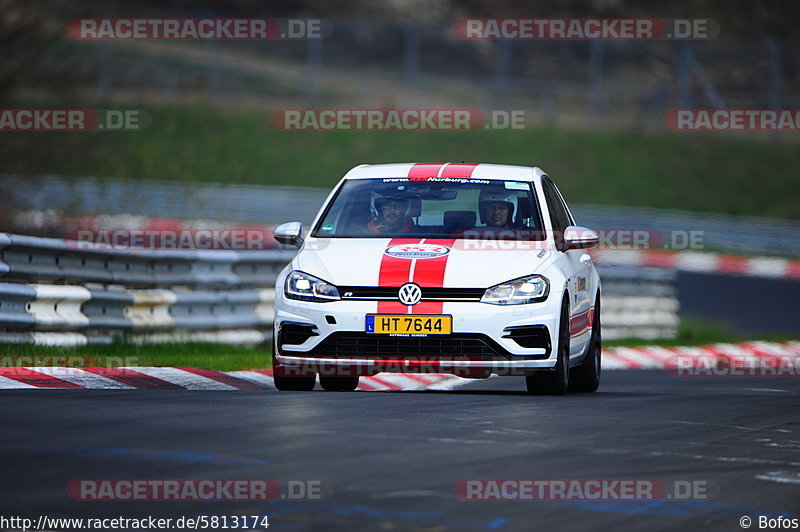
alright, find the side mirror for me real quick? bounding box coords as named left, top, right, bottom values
left=560, top=225, right=599, bottom=251
left=273, top=222, right=304, bottom=248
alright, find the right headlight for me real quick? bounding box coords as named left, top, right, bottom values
left=285, top=270, right=340, bottom=302
left=481, top=275, right=549, bottom=305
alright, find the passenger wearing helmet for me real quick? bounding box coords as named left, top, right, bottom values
left=368, top=195, right=415, bottom=234
left=478, top=190, right=517, bottom=229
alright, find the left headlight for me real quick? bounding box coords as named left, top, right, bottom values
left=481, top=275, right=549, bottom=305
left=285, top=270, right=341, bottom=302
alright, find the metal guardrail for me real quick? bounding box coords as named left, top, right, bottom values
left=597, top=266, right=679, bottom=340
left=0, top=232, right=678, bottom=345
left=0, top=232, right=295, bottom=289
left=0, top=232, right=288, bottom=345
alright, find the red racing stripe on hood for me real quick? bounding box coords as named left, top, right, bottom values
left=411, top=238, right=457, bottom=314
left=377, top=238, right=422, bottom=313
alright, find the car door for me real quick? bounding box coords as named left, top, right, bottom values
left=541, top=176, right=593, bottom=357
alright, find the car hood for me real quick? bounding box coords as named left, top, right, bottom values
left=295, top=238, right=554, bottom=288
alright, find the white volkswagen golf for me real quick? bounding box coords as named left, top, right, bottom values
left=272, top=163, right=601, bottom=394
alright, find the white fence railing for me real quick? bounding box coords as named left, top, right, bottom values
left=596, top=265, right=678, bottom=340
left=0, top=233, right=292, bottom=345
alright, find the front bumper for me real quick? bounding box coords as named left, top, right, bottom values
left=274, top=295, right=562, bottom=377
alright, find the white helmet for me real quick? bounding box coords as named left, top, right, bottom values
left=478, top=190, right=516, bottom=224
left=370, top=192, right=411, bottom=222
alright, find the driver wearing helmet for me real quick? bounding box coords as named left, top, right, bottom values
left=368, top=195, right=415, bottom=234
left=478, top=190, right=517, bottom=229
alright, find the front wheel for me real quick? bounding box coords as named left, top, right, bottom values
left=569, top=297, right=601, bottom=393
left=272, top=328, right=316, bottom=391
left=526, top=298, right=570, bottom=395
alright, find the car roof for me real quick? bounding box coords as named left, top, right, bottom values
left=343, top=163, right=547, bottom=182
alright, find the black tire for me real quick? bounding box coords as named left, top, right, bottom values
left=272, top=326, right=316, bottom=391
left=319, top=375, right=360, bottom=392
left=569, top=296, right=601, bottom=393
left=526, top=298, right=570, bottom=395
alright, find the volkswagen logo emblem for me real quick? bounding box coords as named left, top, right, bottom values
left=398, top=283, right=422, bottom=306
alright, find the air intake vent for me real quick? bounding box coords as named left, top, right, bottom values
left=502, top=325, right=551, bottom=352
left=279, top=322, right=319, bottom=346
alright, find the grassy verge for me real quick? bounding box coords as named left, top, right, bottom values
left=3, top=104, right=800, bottom=220
left=0, top=342, right=271, bottom=371
left=605, top=316, right=797, bottom=348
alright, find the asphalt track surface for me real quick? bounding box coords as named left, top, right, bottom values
left=1, top=371, right=798, bottom=531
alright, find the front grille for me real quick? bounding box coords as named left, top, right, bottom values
left=289, top=332, right=549, bottom=361
left=338, top=286, right=484, bottom=301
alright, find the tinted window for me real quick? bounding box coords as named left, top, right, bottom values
left=549, top=179, right=575, bottom=226
left=312, top=177, right=545, bottom=240
left=542, top=178, right=570, bottom=232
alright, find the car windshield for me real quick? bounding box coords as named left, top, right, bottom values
left=312, top=177, right=545, bottom=240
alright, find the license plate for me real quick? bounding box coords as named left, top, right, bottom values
left=366, top=314, right=452, bottom=335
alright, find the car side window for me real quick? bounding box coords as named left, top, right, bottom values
left=549, top=180, right=575, bottom=226
left=542, top=178, right=570, bottom=232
